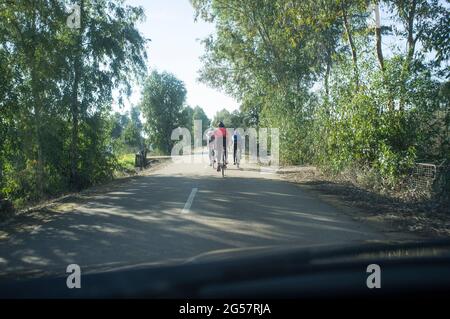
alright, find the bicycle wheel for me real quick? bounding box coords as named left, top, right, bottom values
left=236, top=149, right=241, bottom=169
left=222, top=151, right=226, bottom=177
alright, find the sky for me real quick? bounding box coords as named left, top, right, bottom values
left=118, top=0, right=239, bottom=119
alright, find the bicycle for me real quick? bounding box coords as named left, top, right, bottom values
left=236, top=148, right=241, bottom=169
left=217, top=147, right=227, bottom=177
left=211, top=149, right=216, bottom=169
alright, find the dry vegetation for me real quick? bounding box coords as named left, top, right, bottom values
left=279, top=166, right=450, bottom=238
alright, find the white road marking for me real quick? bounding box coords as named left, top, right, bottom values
left=182, top=188, right=198, bottom=214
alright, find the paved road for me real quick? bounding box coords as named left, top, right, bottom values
left=0, top=152, right=392, bottom=279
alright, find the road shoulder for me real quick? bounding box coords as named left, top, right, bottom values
left=0, top=159, right=171, bottom=227
left=278, top=166, right=449, bottom=240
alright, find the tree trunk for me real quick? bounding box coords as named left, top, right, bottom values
left=341, top=3, right=359, bottom=88
left=374, top=3, right=394, bottom=111
left=374, top=3, right=384, bottom=72
left=31, top=67, right=44, bottom=199
left=29, top=6, right=44, bottom=199
left=399, top=0, right=417, bottom=111
left=69, top=0, right=83, bottom=190
left=70, top=67, right=80, bottom=189
left=325, top=55, right=331, bottom=97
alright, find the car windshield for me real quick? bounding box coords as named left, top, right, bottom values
left=0, top=0, right=449, bottom=302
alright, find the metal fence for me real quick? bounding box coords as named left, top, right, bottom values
left=409, top=160, right=448, bottom=197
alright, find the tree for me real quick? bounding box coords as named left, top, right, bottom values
left=177, top=105, right=210, bottom=146
left=124, top=106, right=144, bottom=150
left=140, top=71, right=187, bottom=154
left=192, top=0, right=449, bottom=195
left=181, top=105, right=195, bottom=138
left=212, top=109, right=232, bottom=127
left=385, top=0, right=448, bottom=109
left=0, top=0, right=147, bottom=207
left=212, top=109, right=245, bottom=129
left=193, top=106, right=211, bottom=137
left=66, top=0, right=147, bottom=189
left=229, top=110, right=244, bottom=128
left=110, top=112, right=130, bottom=139
left=123, top=121, right=142, bottom=150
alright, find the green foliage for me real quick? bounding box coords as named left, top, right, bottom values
left=0, top=0, right=147, bottom=210
left=212, top=109, right=232, bottom=127
left=192, top=0, right=449, bottom=197
left=193, top=106, right=211, bottom=133
left=117, top=153, right=136, bottom=172
left=139, top=71, right=187, bottom=154
left=211, top=108, right=247, bottom=128
left=139, top=74, right=211, bottom=151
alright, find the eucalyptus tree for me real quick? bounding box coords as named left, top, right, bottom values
left=381, top=0, right=449, bottom=109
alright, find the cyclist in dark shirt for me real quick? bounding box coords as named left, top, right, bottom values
left=232, top=129, right=242, bottom=166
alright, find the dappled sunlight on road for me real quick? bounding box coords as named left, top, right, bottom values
left=0, top=156, right=386, bottom=279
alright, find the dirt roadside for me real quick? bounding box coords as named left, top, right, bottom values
left=0, top=159, right=171, bottom=225
left=277, top=166, right=450, bottom=239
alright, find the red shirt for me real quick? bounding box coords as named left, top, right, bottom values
left=214, top=127, right=227, bottom=138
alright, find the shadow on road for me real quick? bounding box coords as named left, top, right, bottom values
left=0, top=174, right=384, bottom=279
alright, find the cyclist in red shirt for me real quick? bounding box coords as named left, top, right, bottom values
left=214, top=121, right=228, bottom=172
